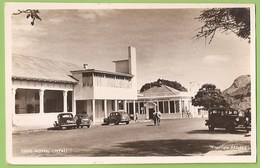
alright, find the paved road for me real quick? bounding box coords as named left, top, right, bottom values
left=13, top=118, right=251, bottom=157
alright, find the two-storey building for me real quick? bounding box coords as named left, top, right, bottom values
left=11, top=47, right=137, bottom=128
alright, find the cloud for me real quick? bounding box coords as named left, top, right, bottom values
left=12, top=22, right=47, bottom=36
left=48, top=18, right=64, bottom=24
left=77, top=10, right=115, bottom=21
left=12, top=37, right=38, bottom=48
left=202, top=55, right=230, bottom=64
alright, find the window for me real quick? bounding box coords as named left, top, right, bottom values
left=118, top=100, right=124, bottom=110
left=15, top=89, right=40, bottom=114
left=159, top=102, right=163, bottom=113
left=140, top=102, right=144, bottom=114
left=82, top=73, right=93, bottom=87
left=44, top=90, right=63, bottom=113
left=112, top=100, right=115, bottom=111
left=67, top=91, right=73, bottom=112
left=102, top=100, right=105, bottom=111
left=175, top=101, right=180, bottom=113
left=164, top=101, right=168, bottom=113
left=170, top=101, right=175, bottom=113
left=181, top=100, right=185, bottom=112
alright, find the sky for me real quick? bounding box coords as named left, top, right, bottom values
left=11, top=7, right=252, bottom=92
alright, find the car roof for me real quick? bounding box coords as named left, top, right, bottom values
left=110, top=111, right=127, bottom=114
left=57, top=113, right=74, bottom=116
left=209, top=108, right=237, bottom=111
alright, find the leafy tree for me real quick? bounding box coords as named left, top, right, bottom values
left=192, top=84, right=229, bottom=110
left=12, top=9, right=41, bottom=25
left=195, top=8, right=250, bottom=44
left=140, top=79, right=187, bottom=92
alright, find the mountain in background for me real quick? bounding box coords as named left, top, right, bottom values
left=223, top=75, right=251, bottom=111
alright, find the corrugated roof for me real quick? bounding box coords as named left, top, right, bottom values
left=12, top=54, right=82, bottom=83
left=141, top=84, right=181, bottom=97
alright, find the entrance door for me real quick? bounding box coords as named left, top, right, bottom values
left=149, top=108, right=155, bottom=119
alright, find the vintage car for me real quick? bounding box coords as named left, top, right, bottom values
left=103, top=111, right=131, bottom=125
left=205, top=108, right=246, bottom=132
left=53, top=113, right=77, bottom=129
left=243, top=108, right=251, bottom=132
left=75, top=113, right=92, bottom=128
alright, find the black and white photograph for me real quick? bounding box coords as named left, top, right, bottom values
left=5, top=3, right=256, bottom=164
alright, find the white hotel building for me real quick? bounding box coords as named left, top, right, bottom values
left=11, top=46, right=200, bottom=128
left=12, top=47, right=137, bottom=128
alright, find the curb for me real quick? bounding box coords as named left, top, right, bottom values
left=12, top=120, right=153, bottom=134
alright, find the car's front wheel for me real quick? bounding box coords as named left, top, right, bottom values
left=125, top=121, right=129, bottom=125
left=115, top=121, right=119, bottom=125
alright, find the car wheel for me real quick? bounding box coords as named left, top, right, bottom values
left=87, top=125, right=90, bottom=128
left=208, top=125, right=214, bottom=131
left=226, top=123, right=235, bottom=133
left=126, top=121, right=129, bottom=125
left=115, top=121, right=119, bottom=125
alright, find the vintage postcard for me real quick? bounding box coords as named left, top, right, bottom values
left=5, top=3, right=256, bottom=164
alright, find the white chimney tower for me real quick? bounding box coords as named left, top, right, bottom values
left=83, top=64, right=88, bottom=69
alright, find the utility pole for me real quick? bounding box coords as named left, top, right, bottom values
left=189, top=81, right=199, bottom=92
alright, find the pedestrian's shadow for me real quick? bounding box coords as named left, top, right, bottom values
left=146, top=124, right=156, bottom=126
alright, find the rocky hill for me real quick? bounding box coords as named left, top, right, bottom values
left=223, top=75, right=251, bottom=111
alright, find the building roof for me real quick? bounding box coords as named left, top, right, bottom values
left=12, top=54, right=81, bottom=83
left=140, top=84, right=181, bottom=97
left=71, top=69, right=133, bottom=78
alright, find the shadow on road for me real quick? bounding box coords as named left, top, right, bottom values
left=188, top=129, right=248, bottom=135
left=90, top=139, right=226, bottom=156
left=146, top=124, right=156, bottom=126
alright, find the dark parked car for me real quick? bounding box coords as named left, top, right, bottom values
left=53, top=113, right=77, bottom=129
left=205, top=108, right=246, bottom=132
left=103, top=111, right=131, bottom=125
left=75, top=113, right=92, bottom=128
left=243, top=108, right=251, bottom=132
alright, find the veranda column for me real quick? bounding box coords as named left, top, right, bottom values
left=174, top=101, right=177, bottom=113
left=168, top=101, right=171, bottom=113
left=12, top=88, right=16, bottom=116
left=133, top=100, right=136, bottom=116
left=162, top=101, right=165, bottom=113
left=124, top=100, right=127, bottom=112
left=63, top=90, right=68, bottom=113
left=92, top=99, right=96, bottom=123
left=137, top=101, right=140, bottom=114
left=114, top=100, right=118, bottom=111
left=12, top=88, right=17, bottom=126
left=179, top=100, right=182, bottom=118
left=39, top=89, right=45, bottom=114
left=104, top=99, right=107, bottom=118
left=72, top=91, right=76, bottom=115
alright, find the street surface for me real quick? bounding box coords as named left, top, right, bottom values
left=13, top=118, right=251, bottom=157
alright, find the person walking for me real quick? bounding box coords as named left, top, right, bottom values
left=153, top=110, right=162, bottom=126
left=134, top=112, right=139, bottom=123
